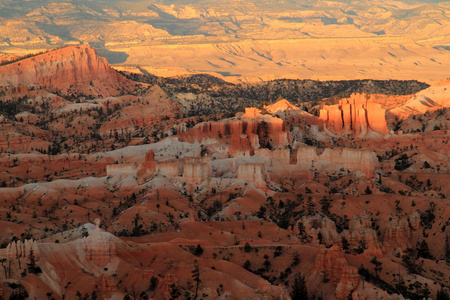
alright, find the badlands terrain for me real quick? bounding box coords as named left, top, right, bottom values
left=0, top=44, right=448, bottom=300
left=0, top=0, right=450, bottom=83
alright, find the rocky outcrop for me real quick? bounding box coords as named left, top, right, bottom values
left=257, top=281, right=290, bottom=299
left=81, top=219, right=116, bottom=267
left=254, top=148, right=291, bottom=164
left=0, top=45, right=135, bottom=97
left=335, top=266, right=360, bottom=300
left=315, top=245, right=359, bottom=300
left=384, top=213, right=420, bottom=251
left=297, top=146, right=378, bottom=177
left=342, top=215, right=383, bottom=257
left=140, top=150, right=211, bottom=184
left=384, top=216, right=411, bottom=251
left=179, top=111, right=290, bottom=150
left=296, top=146, right=319, bottom=163
left=229, top=135, right=257, bottom=157
left=319, top=94, right=388, bottom=136
left=97, top=274, right=117, bottom=295
left=183, top=158, right=212, bottom=185
left=237, top=163, right=269, bottom=190
left=408, top=212, right=420, bottom=231
left=106, top=164, right=138, bottom=176
left=6, top=239, right=40, bottom=261
left=242, top=107, right=261, bottom=118
left=300, top=215, right=340, bottom=246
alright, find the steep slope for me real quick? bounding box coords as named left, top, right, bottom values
left=389, top=79, right=450, bottom=118
left=0, top=45, right=136, bottom=97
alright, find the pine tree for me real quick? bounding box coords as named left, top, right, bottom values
left=341, top=237, right=350, bottom=252
left=291, top=273, right=308, bottom=300
left=437, top=287, right=450, bottom=300
left=417, top=240, right=433, bottom=259
left=191, top=260, right=201, bottom=300
left=370, top=256, right=382, bottom=279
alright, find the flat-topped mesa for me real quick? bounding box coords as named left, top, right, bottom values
left=297, top=146, right=378, bottom=177
left=0, top=45, right=135, bottom=97
left=319, top=93, right=388, bottom=136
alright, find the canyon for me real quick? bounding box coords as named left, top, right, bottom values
left=0, top=43, right=448, bottom=300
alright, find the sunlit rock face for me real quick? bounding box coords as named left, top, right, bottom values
left=319, top=93, right=388, bottom=136
left=179, top=107, right=290, bottom=151
left=0, top=45, right=135, bottom=97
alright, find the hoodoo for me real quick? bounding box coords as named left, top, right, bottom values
left=319, top=93, right=389, bottom=136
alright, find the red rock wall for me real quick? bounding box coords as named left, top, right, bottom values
left=0, top=45, right=134, bottom=96
left=319, top=94, right=388, bottom=136
left=179, top=115, right=290, bottom=150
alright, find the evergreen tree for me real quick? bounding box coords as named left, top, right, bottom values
left=291, top=273, right=308, bottom=300
left=417, top=240, right=433, bottom=259
left=370, top=256, right=382, bottom=279
left=191, top=261, right=201, bottom=300
left=341, top=237, right=350, bottom=252
left=437, top=287, right=450, bottom=300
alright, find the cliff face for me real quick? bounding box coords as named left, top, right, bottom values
left=179, top=110, right=290, bottom=151
left=237, top=163, right=269, bottom=190
left=0, top=45, right=135, bottom=97
left=319, top=93, right=388, bottom=136
left=182, top=160, right=212, bottom=185
left=297, top=146, right=378, bottom=177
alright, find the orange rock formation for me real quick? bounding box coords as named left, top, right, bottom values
left=319, top=94, right=389, bottom=136
left=179, top=109, right=290, bottom=151
left=315, top=245, right=359, bottom=300
left=383, top=213, right=420, bottom=251
left=0, top=45, right=135, bottom=97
